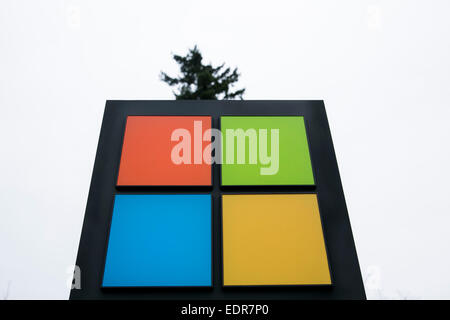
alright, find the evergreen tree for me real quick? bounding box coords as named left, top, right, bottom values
left=160, top=46, right=245, bottom=100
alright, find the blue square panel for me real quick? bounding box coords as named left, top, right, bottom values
left=102, top=194, right=212, bottom=287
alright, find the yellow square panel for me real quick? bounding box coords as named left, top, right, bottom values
left=222, top=194, right=331, bottom=286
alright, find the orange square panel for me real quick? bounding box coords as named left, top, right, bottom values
left=117, top=116, right=212, bottom=186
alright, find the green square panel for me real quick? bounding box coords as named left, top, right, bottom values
left=220, top=116, right=315, bottom=186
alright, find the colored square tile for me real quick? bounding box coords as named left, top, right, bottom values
left=222, top=194, right=331, bottom=286
left=102, top=194, right=212, bottom=287
left=117, top=116, right=212, bottom=186
left=220, top=116, right=314, bottom=186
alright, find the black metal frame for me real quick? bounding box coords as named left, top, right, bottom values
left=70, top=100, right=366, bottom=300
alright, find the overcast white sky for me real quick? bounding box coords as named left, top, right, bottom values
left=1, top=0, right=450, bottom=299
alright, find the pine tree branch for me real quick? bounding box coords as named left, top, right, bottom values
left=160, top=46, right=245, bottom=100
